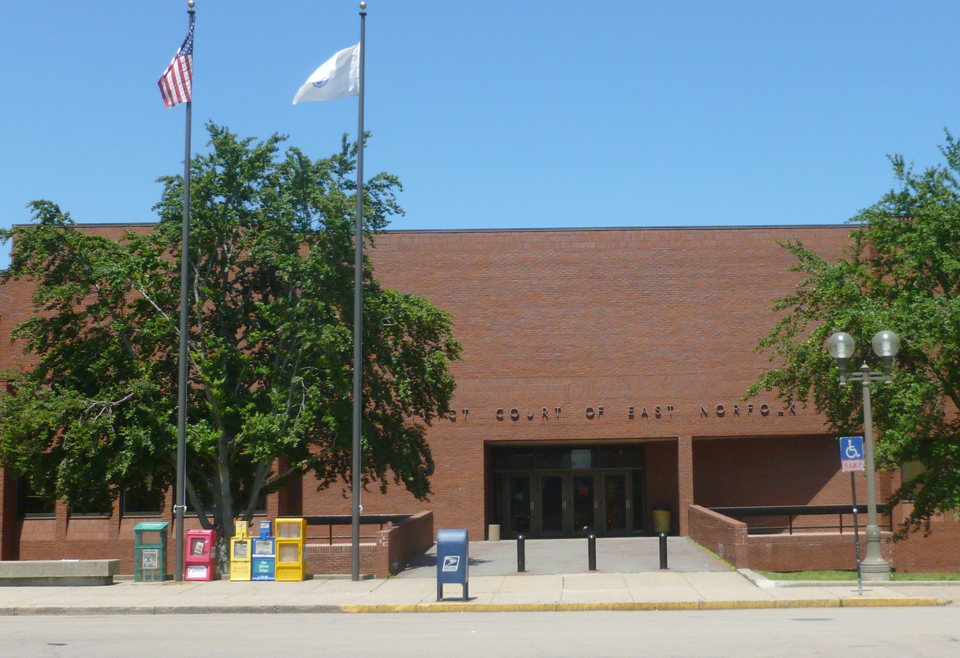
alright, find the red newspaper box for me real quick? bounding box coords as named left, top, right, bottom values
left=184, top=529, right=217, bottom=581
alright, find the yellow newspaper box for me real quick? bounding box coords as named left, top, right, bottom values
left=230, top=521, right=252, bottom=581
left=274, top=518, right=307, bottom=581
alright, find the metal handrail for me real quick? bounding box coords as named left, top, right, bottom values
left=708, top=504, right=894, bottom=535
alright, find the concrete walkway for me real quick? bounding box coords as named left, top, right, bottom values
left=0, top=570, right=952, bottom=615
left=398, top=537, right=729, bottom=577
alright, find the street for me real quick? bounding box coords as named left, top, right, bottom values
left=2, top=608, right=959, bottom=658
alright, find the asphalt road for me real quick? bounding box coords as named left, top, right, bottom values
left=2, top=608, right=959, bottom=658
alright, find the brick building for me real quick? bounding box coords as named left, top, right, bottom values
left=1, top=224, right=958, bottom=573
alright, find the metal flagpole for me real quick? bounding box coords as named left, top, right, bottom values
left=351, top=1, right=367, bottom=582
left=174, top=0, right=196, bottom=583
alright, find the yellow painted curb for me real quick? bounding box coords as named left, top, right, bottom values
left=770, top=599, right=840, bottom=609
left=700, top=600, right=778, bottom=610
left=838, top=597, right=947, bottom=608
left=339, top=597, right=946, bottom=613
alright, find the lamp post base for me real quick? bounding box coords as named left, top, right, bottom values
left=860, top=524, right=891, bottom=581
left=860, top=561, right=891, bottom=581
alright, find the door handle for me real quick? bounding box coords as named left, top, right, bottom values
left=562, top=501, right=566, bottom=511
left=531, top=501, right=535, bottom=511
left=626, top=500, right=630, bottom=509
left=594, top=500, right=598, bottom=509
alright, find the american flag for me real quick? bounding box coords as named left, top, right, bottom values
left=158, top=23, right=194, bottom=108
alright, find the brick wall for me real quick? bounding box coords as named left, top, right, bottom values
left=688, top=505, right=748, bottom=566
left=644, top=440, right=679, bottom=535
left=19, top=513, right=208, bottom=575
left=890, top=505, right=960, bottom=573
left=7, top=224, right=957, bottom=572
left=302, top=511, right=434, bottom=578
left=744, top=531, right=895, bottom=572
left=690, top=504, right=960, bottom=573
left=304, top=542, right=378, bottom=576
left=375, top=511, right=434, bottom=578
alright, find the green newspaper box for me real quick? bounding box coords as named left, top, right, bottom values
left=134, top=521, right=169, bottom=582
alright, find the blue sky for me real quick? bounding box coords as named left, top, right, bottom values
left=2, top=1, right=959, bottom=269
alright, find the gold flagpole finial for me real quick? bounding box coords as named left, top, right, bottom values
left=188, top=0, right=195, bottom=7
left=360, top=2, right=366, bottom=9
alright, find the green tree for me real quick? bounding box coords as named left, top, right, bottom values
left=0, top=124, right=461, bottom=560
left=749, top=133, right=960, bottom=536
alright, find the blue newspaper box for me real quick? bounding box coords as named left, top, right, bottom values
left=436, top=528, right=469, bottom=601
left=251, top=536, right=276, bottom=581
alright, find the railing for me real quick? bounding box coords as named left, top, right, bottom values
left=303, top=514, right=412, bottom=545
left=708, top=504, right=894, bottom=535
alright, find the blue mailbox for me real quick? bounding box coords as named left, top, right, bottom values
left=436, top=528, right=469, bottom=601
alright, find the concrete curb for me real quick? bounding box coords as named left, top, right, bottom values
left=341, top=597, right=948, bottom=613
left=736, top=568, right=960, bottom=589
left=0, top=597, right=945, bottom=616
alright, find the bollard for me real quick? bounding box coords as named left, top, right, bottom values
left=659, top=532, right=668, bottom=570
left=517, top=535, right=526, bottom=573
left=588, top=534, right=597, bottom=571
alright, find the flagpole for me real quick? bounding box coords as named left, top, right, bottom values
left=351, top=0, right=367, bottom=582
left=174, top=0, right=196, bottom=584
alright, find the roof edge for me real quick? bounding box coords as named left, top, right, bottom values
left=12, top=222, right=857, bottom=233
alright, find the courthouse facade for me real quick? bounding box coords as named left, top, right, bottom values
left=1, top=225, right=958, bottom=572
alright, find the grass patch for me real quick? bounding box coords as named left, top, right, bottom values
left=757, top=570, right=960, bottom=581
left=891, top=572, right=960, bottom=581
left=758, top=570, right=857, bottom=581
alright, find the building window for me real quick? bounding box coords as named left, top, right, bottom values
left=16, top=477, right=55, bottom=518
left=68, top=499, right=112, bottom=517
left=122, top=480, right=166, bottom=516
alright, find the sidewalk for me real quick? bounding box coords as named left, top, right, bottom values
left=0, top=570, right=952, bottom=615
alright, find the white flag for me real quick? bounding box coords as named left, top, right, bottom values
left=293, top=44, right=360, bottom=104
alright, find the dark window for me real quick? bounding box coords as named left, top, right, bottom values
left=69, top=498, right=112, bottom=517
left=123, top=482, right=166, bottom=515
left=493, top=450, right=535, bottom=471
left=16, top=477, right=55, bottom=518
left=537, top=448, right=572, bottom=470
left=595, top=446, right=644, bottom=469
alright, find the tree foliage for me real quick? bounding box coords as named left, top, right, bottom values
left=749, top=132, right=960, bottom=536
left=0, top=124, right=461, bottom=554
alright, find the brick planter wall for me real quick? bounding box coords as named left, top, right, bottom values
left=689, top=504, right=897, bottom=572
left=745, top=531, right=894, bottom=572
left=375, top=511, right=434, bottom=578
left=688, top=505, right=748, bottom=567
left=304, top=542, right=378, bottom=576
left=304, top=511, right=434, bottom=578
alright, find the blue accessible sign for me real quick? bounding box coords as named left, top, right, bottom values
left=840, top=436, right=865, bottom=472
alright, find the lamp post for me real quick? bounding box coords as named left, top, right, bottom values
left=827, top=330, right=899, bottom=581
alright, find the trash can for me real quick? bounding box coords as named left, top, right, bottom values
left=134, top=521, right=169, bottom=582
left=488, top=524, right=500, bottom=542
left=184, top=529, right=217, bottom=581
left=436, top=528, right=469, bottom=601
left=652, top=509, right=671, bottom=535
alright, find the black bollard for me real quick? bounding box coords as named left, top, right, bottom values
left=517, top=534, right=526, bottom=573
left=659, top=532, right=668, bottom=570
left=588, top=534, right=597, bottom=571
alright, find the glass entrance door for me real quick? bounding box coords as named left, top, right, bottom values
left=603, top=473, right=628, bottom=534
left=508, top=475, right=532, bottom=535
left=539, top=475, right=566, bottom=536
left=490, top=445, right=646, bottom=538
left=572, top=474, right=596, bottom=534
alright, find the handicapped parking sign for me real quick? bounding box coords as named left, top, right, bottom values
left=840, top=436, right=865, bottom=472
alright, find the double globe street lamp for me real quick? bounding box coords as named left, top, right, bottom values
left=826, top=329, right=900, bottom=581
